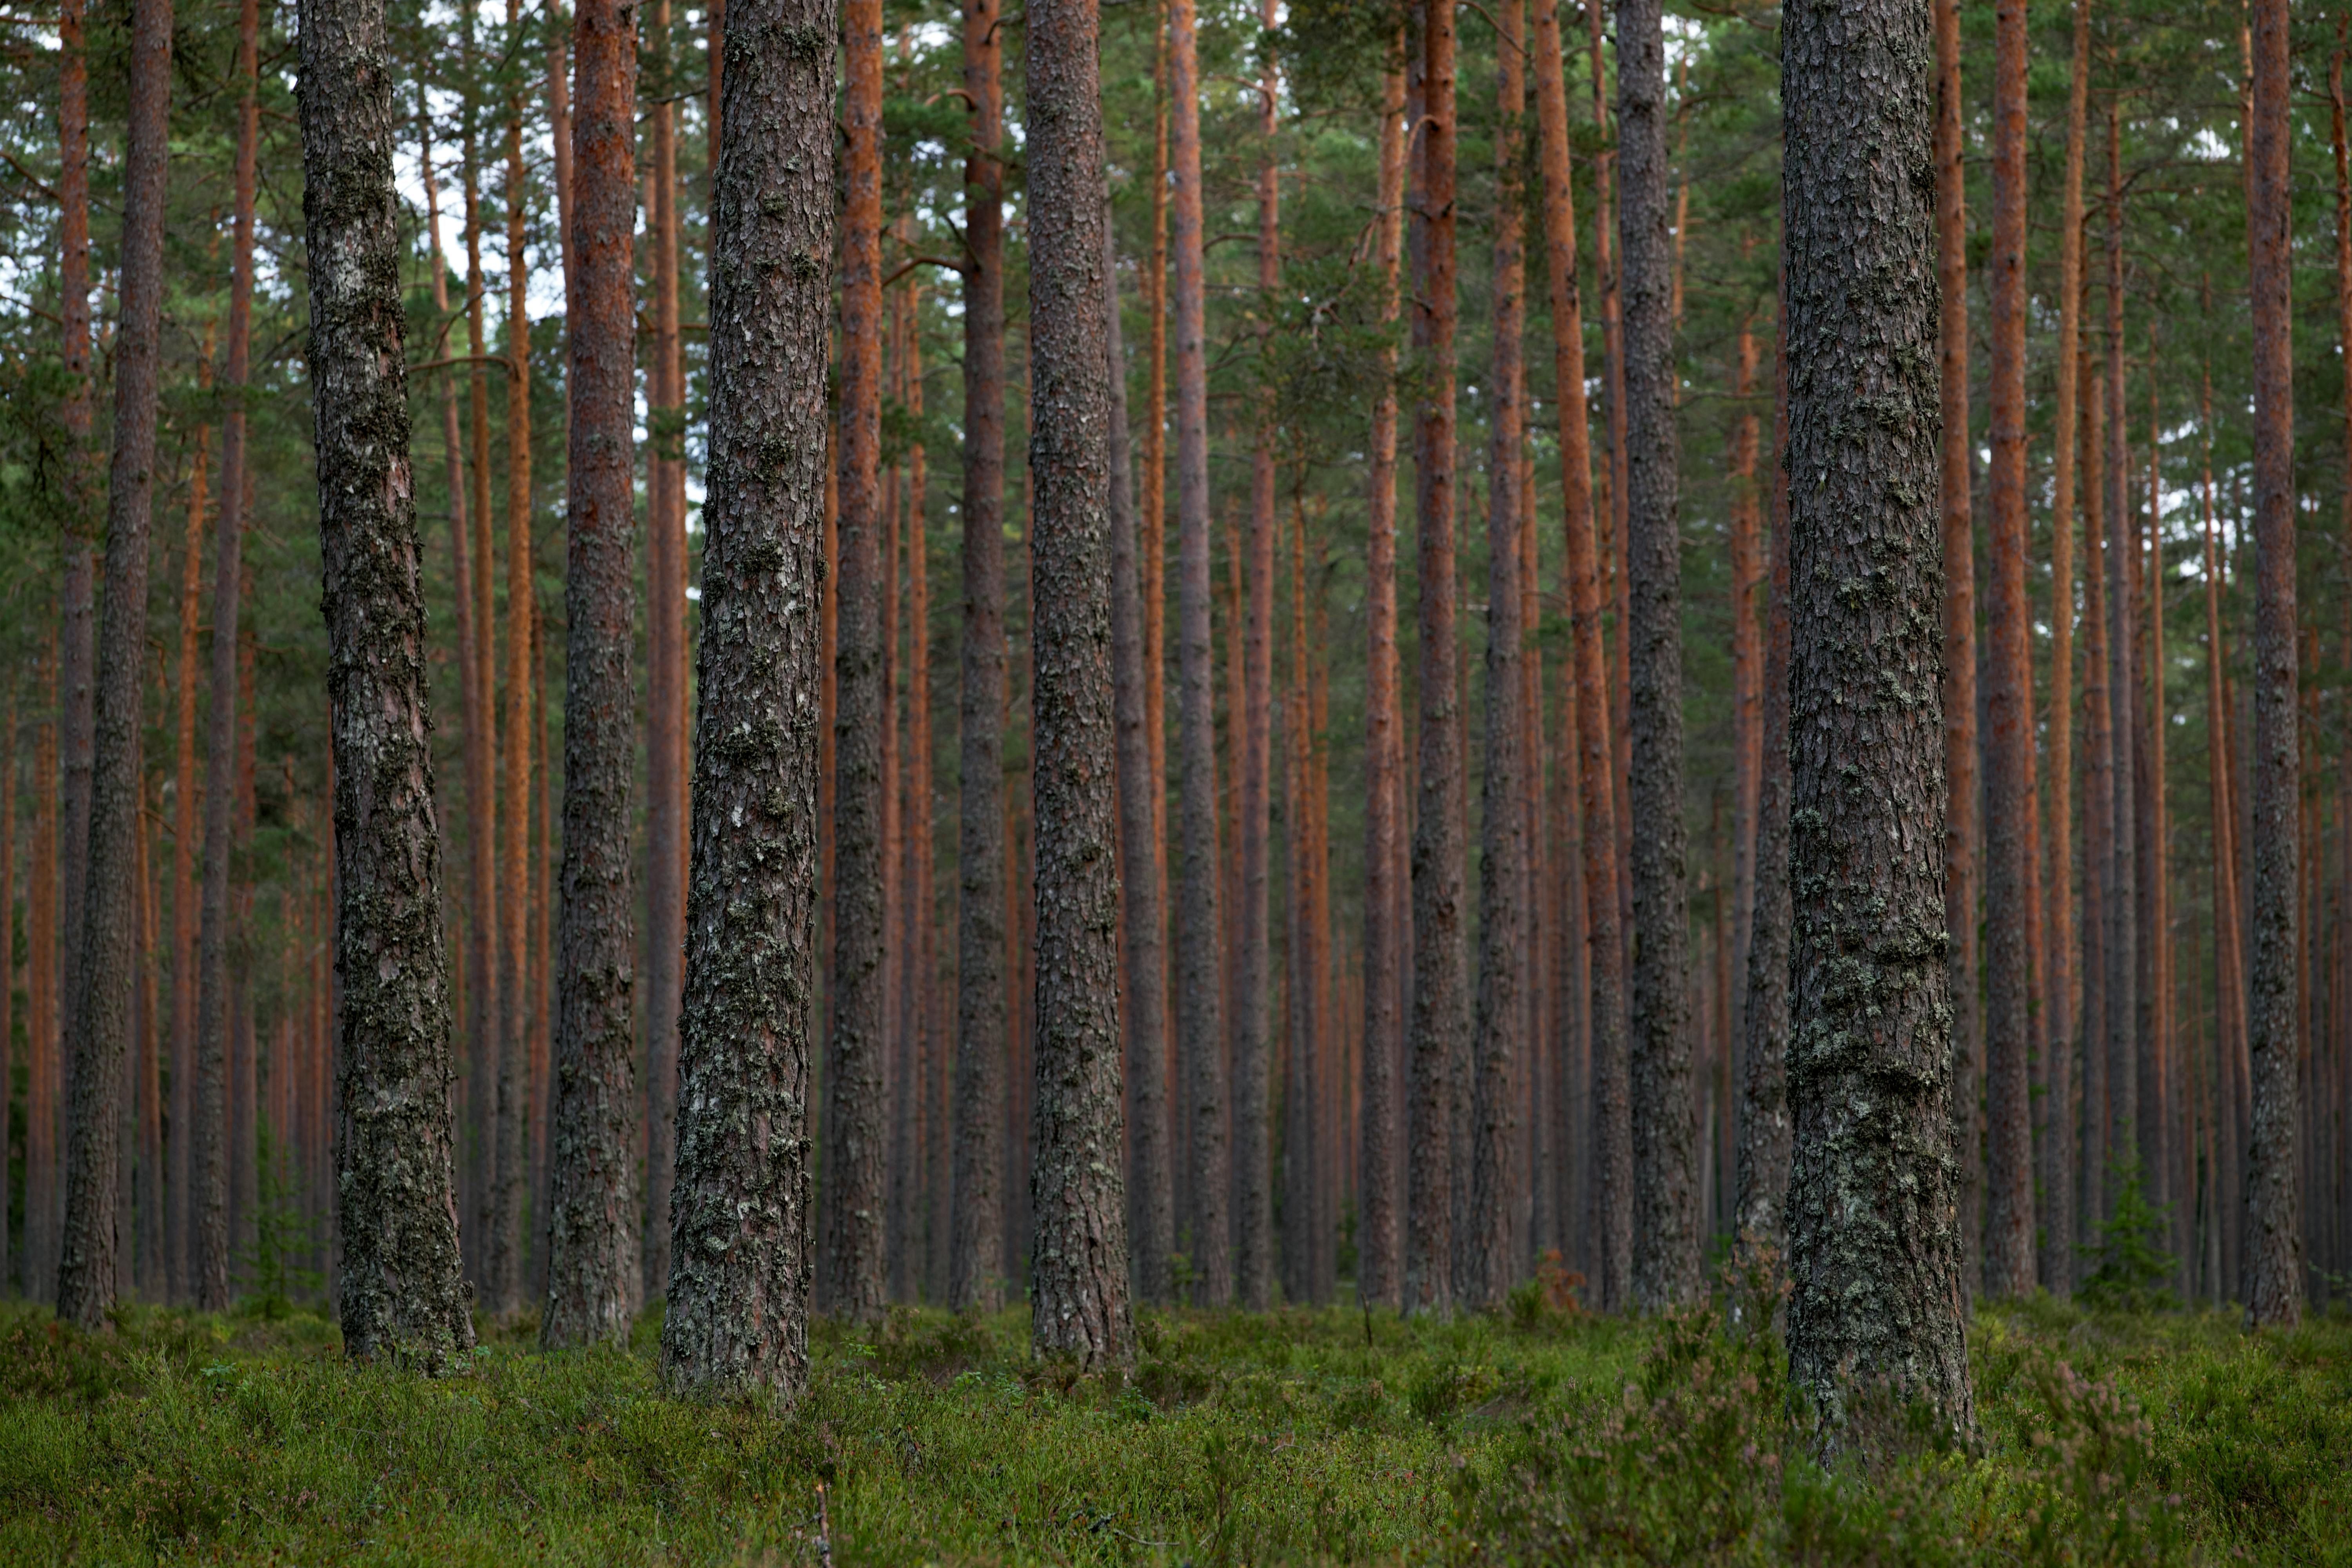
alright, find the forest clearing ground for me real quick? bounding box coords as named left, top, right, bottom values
left=0, top=1288, right=2343, bottom=1564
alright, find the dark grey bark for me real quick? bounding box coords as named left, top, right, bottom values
left=1106, top=199, right=1172, bottom=1307
left=1405, top=0, right=1465, bottom=1318
left=301, top=0, right=473, bottom=1366
left=1615, top=0, right=1697, bottom=1311
left=2241, top=0, right=2299, bottom=1328
left=1735, top=324, right=1792, bottom=1263
left=657, top=0, right=834, bottom=1399
left=1782, top=0, right=1974, bottom=1439
left=1024, top=0, right=1132, bottom=1368
left=820, top=0, right=887, bottom=1324
left=1466, top=0, right=1527, bottom=1313
left=542, top=0, right=639, bottom=1349
left=1167, top=0, right=1229, bottom=1308
left=56, top=0, right=172, bottom=1328
left=950, top=0, right=1009, bottom=1317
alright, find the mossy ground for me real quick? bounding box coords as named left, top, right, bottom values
left=0, top=1285, right=2343, bottom=1564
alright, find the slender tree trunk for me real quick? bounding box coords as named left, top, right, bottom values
left=1357, top=51, right=1408, bottom=1312
left=1403, top=0, right=1465, bottom=1318
left=1980, top=0, right=2034, bottom=1299
left=1230, top=0, right=1280, bottom=1313
left=2202, top=365, right=2247, bottom=1301
left=1168, top=0, right=1228, bottom=1307
left=2103, top=109, right=2138, bottom=1204
left=1617, top=0, right=1695, bottom=1310
left=136, top=777, right=162, bottom=1298
left=27, top=687, right=55, bottom=1301
left=1783, top=0, right=1975, bottom=1439
left=644, top=0, right=689, bottom=1304
left=2082, top=364, right=2111, bottom=1231
left=487, top=0, right=538, bottom=1314
left=1108, top=200, right=1171, bottom=1309
left=822, top=0, right=889, bottom=1323
left=1729, top=299, right=1761, bottom=1074
left=2145, top=372, right=2177, bottom=1275
left=657, top=0, right=832, bottom=1395
left=1589, top=0, right=1628, bottom=892
left=2042, top=0, right=2089, bottom=1296
left=0, top=701, right=14, bottom=1290
left=2243, top=0, right=2300, bottom=1327
left=461, top=17, right=501, bottom=1264
left=1534, top=0, right=1625, bottom=1305
left=949, top=0, right=1008, bottom=1315
left=1465, top=0, right=1528, bottom=1313
left=56, top=0, right=171, bottom=1326
left=541, top=0, right=639, bottom=1347
left=170, top=377, right=209, bottom=1304
left=55, top=0, right=92, bottom=1126
left=302, top=0, right=474, bottom=1364
left=1737, top=320, right=1792, bottom=1265
left=1933, top=0, right=1980, bottom=1284
left=1024, top=0, right=1133, bottom=1362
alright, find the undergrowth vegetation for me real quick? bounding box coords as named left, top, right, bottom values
left=0, top=1287, right=2342, bottom=1564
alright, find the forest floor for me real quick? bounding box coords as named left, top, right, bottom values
left=0, top=1279, right=2343, bottom=1565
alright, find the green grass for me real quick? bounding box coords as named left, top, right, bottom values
left=0, top=1285, right=2343, bottom=1564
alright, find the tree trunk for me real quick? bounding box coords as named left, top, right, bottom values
left=949, top=0, right=1008, bottom=1316
left=1465, top=0, right=1528, bottom=1314
left=1729, top=299, right=1762, bottom=1083
left=1782, top=0, right=1974, bottom=1440
left=0, top=701, right=13, bottom=1290
left=542, top=0, right=639, bottom=1348
left=1167, top=0, right=1229, bottom=1308
left=644, top=0, right=689, bottom=1305
left=2102, top=110, right=2138, bottom=1207
left=1979, top=0, right=2034, bottom=1299
left=1932, top=0, right=1979, bottom=1285
left=301, top=0, right=474, bottom=1365
left=1357, top=49, right=1408, bottom=1312
left=656, top=0, right=833, bottom=1396
left=822, top=0, right=889, bottom=1324
left=1108, top=195, right=1172, bottom=1309
left=488, top=0, right=538, bottom=1314
left=1403, top=0, right=1464, bottom=1318
left=1024, top=0, right=1133, bottom=1363
left=1737, top=318, right=1793, bottom=1267
left=2143, top=372, right=2176, bottom=1279
left=1616, top=0, right=1695, bottom=1312
left=2201, top=365, right=2246, bottom=1302
left=27, top=688, right=55, bottom=1301
left=461, top=16, right=501, bottom=1267
left=55, top=0, right=92, bottom=1138
left=170, top=376, right=209, bottom=1303
left=2243, top=0, right=2301, bottom=1327
left=2041, top=0, right=2089, bottom=1296
left=56, top=0, right=171, bottom=1327
left=2081, top=363, right=2111, bottom=1231
left=1231, top=0, right=1279, bottom=1313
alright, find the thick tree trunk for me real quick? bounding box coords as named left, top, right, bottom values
left=949, top=0, right=1008, bottom=1315
left=1466, top=0, right=1528, bottom=1314
left=56, top=0, right=171, bottom=1327
left=1736, top=320, right=1793, bottom=1266
left=1108, top=198, right=1172, bottom=1308
left=644, top=0, right=689, bottom=1305
left=1782, top=0, right=1974, bottom=1439
left=1980, top=0, right=2034, bottom=1299
left=1167, top=0, right=1229, bottom=1307
left=301, top=0, right=474, bottom=1365
left=1616, top=0, right=1695, bottom=1311
left=2242, top=0, right=2301, bottom=1327
left=657, top=0, right=833, bottom=1396
left=2042, top=0, right=2089, bottom=1295
left=1404, top=0, right=1464, bottom=1318
left=488, top=0, right=538, bottom=1313
left=2102, top=111, right=2138, bottom=1207
left=1358, top=51, right=1408, bottom=1312
left=1024, top=0, right=1133, bottom=1363
left=822, top=0, right=889, bottom=1323
left=1933, top=0, right=1979, bottom=1284
left=542, top=0, right=639, bottom=1348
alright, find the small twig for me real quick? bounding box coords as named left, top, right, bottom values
left=815, top=1482, right=833, bottom=1567
left=883, top=252, right=971, bottom=287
